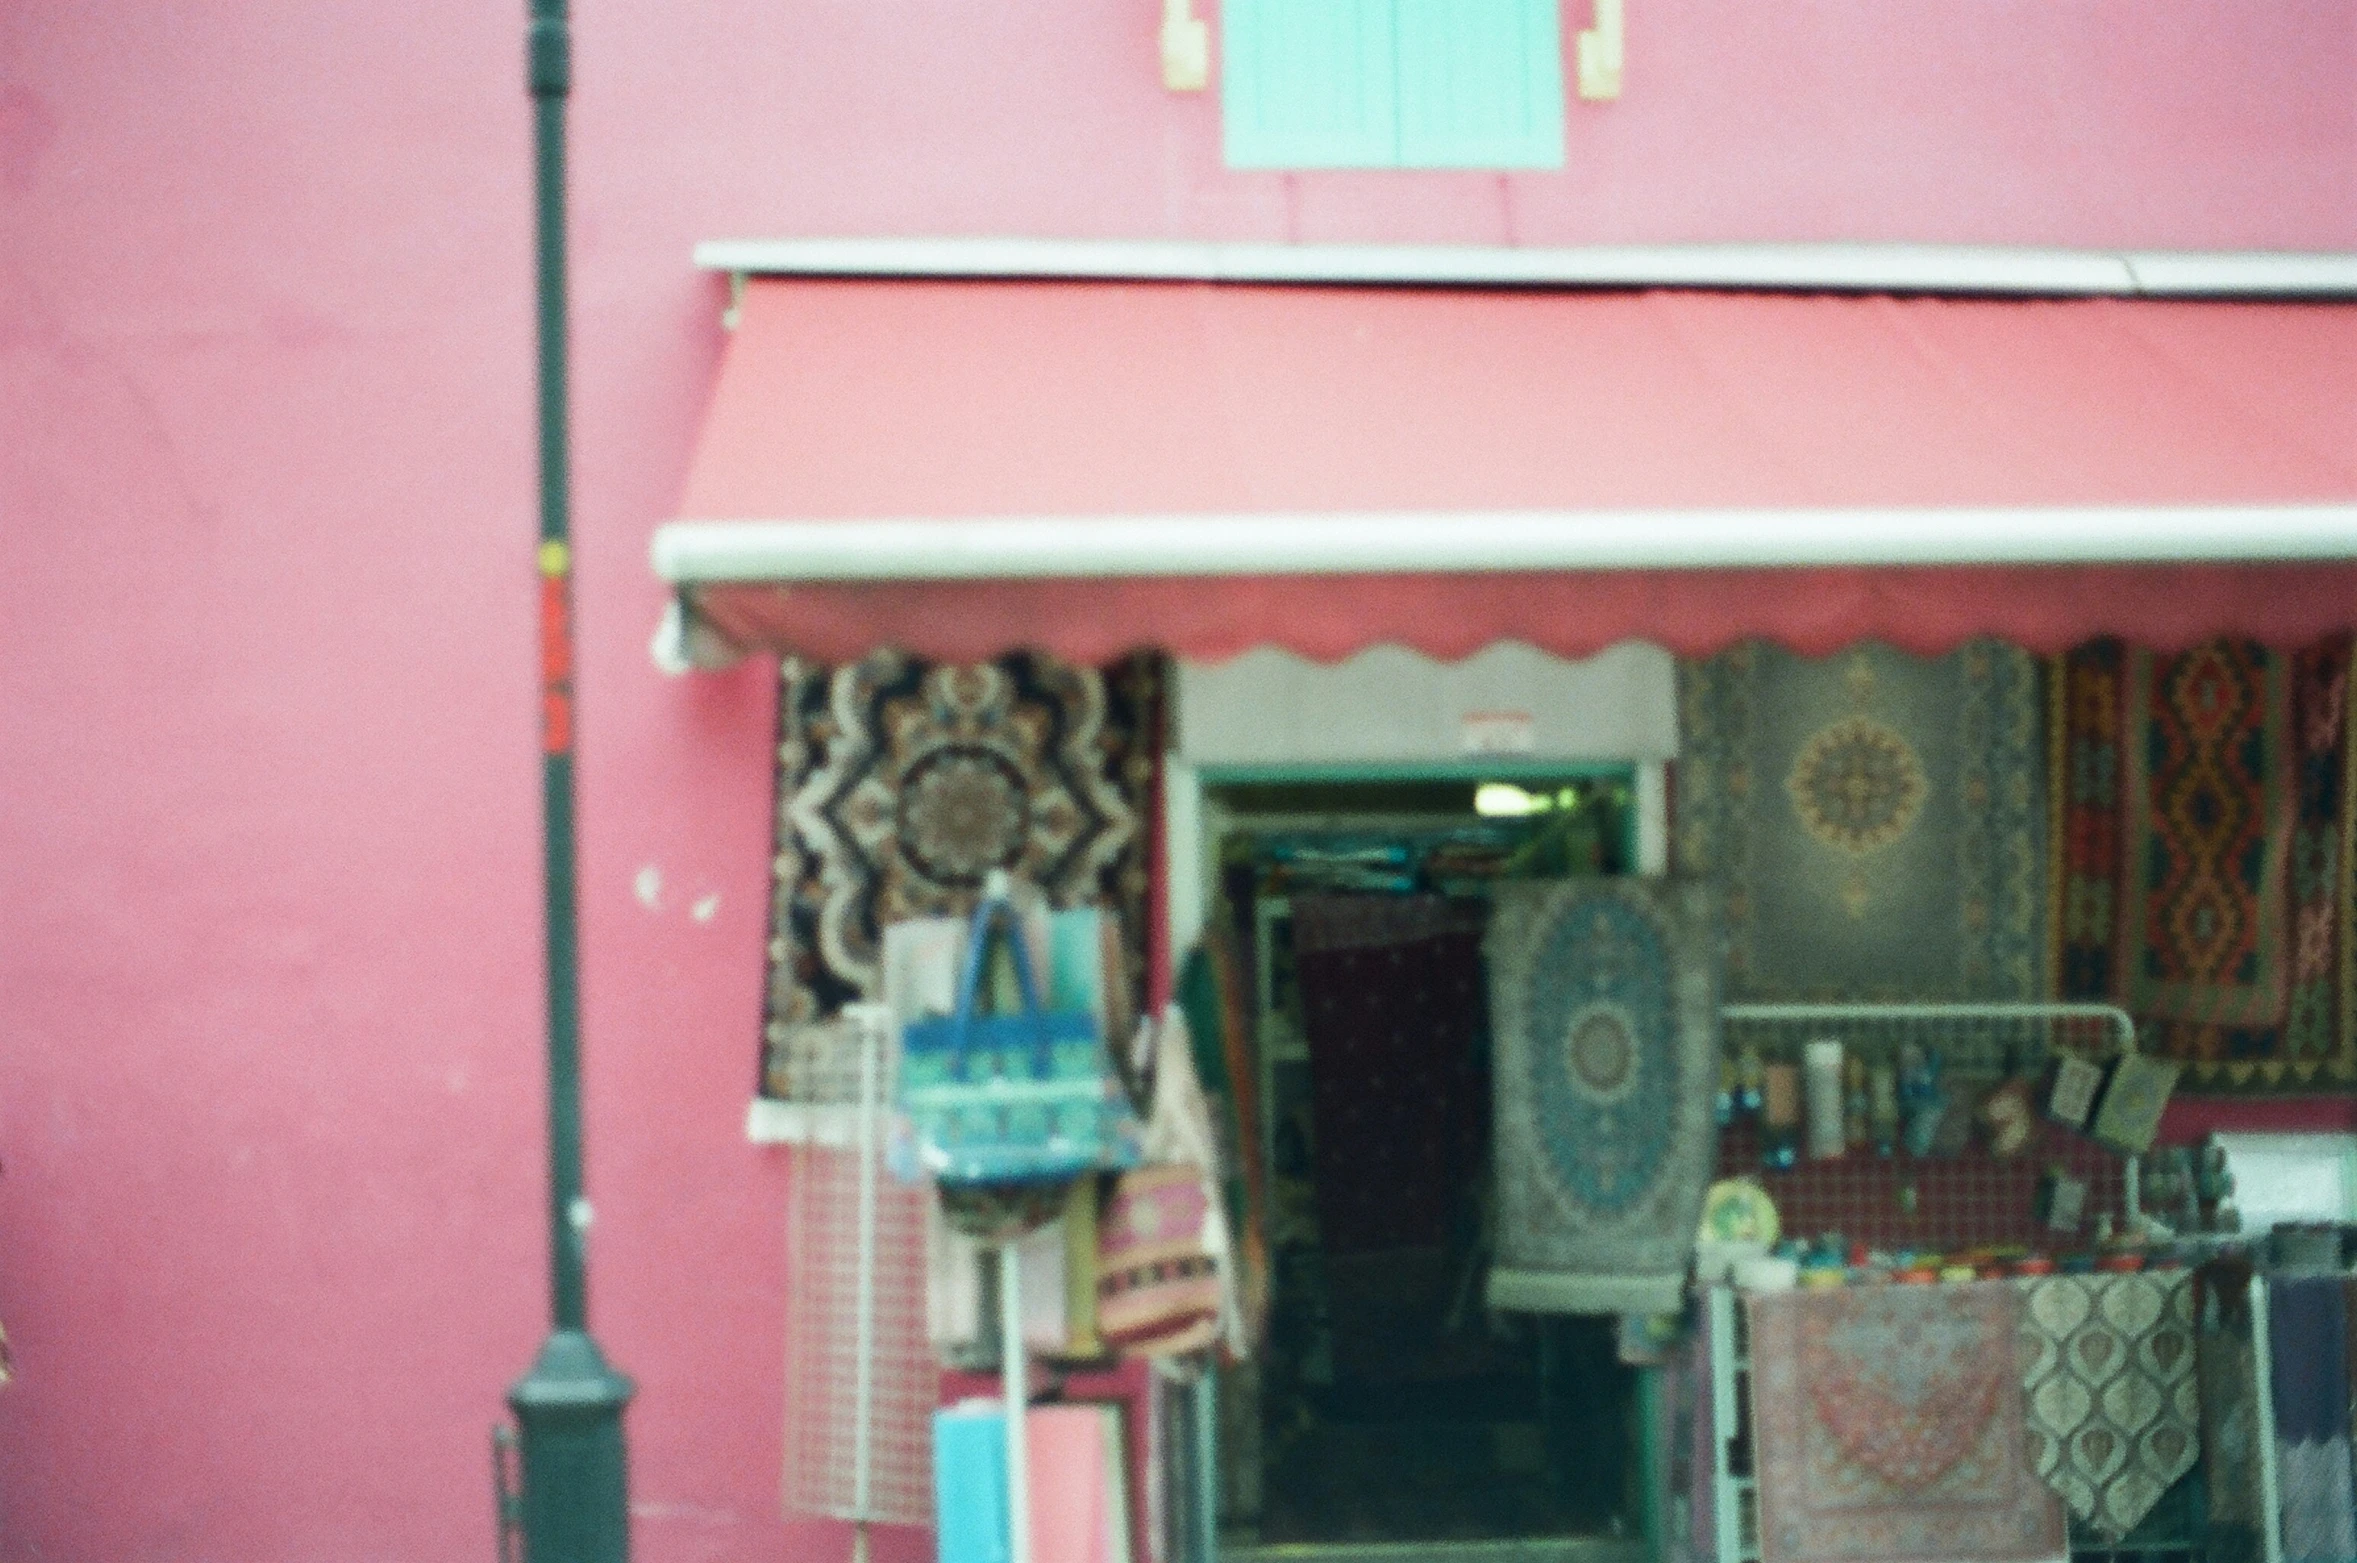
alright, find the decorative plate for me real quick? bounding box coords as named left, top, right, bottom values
left=1699, top=1178, right=1780, bottom=1248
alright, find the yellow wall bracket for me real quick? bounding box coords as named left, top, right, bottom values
left=1578, top=0, right=1624, bottom=101
left=1162, top=0, right=1209, bottom=91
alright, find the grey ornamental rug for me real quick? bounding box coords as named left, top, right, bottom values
left=1486, top=879, right=1721, bottom=1316
left=1677, top=639, right=2047, bottom=1001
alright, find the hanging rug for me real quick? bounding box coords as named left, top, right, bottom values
left=2017, top=1273, right=2200, bottom=1538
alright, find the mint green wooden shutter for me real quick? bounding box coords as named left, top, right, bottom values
left=1394, top=0, right=1565, bottom=169
left=1222, top=0, right=1400, bottom=168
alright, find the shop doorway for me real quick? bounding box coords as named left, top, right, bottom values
left=1189, top=772, right=1654, bottom=1562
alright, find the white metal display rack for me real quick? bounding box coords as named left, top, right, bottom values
left=780, top=1003, right=938, bottom=1557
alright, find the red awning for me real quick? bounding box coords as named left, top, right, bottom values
left=663, top=278, right=2357, bottom=663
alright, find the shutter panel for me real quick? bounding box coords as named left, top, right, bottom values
left=1394, top=0, right=1565, bottom=169
left=1222, top=0, right=1400, bottom=168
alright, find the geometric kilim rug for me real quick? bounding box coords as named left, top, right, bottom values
left=2053, top=635, right=2357, bottom=1092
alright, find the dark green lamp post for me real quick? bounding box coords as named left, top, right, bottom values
left=504, top=0, right=635, bottom=1558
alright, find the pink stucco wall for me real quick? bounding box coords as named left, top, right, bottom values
left=1, top=1, right=2351, bottom=1560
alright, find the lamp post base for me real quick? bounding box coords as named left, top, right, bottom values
left=507, top=1329, right=635, bottom=1563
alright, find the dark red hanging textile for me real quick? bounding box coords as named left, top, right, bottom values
left=1290, top=896, right=1492, bottom=1385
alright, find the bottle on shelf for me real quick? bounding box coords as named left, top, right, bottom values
left=1736, top=1040, right=1765, bottom=1120
left=1761, top=1060, right=1801, bottom=1171
left=1843, top=1053, right=1869, bottom=1152
left=1868, top=1061, right=1899, bottom=1157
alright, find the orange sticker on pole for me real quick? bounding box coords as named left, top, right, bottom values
left=539, top=542, right=573, bottom=756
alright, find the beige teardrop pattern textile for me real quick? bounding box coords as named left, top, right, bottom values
left=2017, top=1274, right=2201, bottom=1538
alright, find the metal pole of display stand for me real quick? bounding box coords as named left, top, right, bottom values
left=850, top=1005, right=884, bottom=1563
left=1193, top=1369, right=1217, bottom=1563
left=1001, top=1237, right=1032, bottom=1563
left=981, top=870, right=1034, bottom=1563
left=2251, top=1273, right=2285, bottom=1563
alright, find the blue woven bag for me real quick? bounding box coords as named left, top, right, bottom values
left=896, top=897, right=1142, bottom=1186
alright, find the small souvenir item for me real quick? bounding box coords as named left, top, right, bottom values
left=1761, top=1063, right=1802, bottom=1170
left=1978, top=1077, right=2037, bottom=1159
left=2047, top=1052, right=2104, bottom=1127
left=2088, top=1053, right=2180, bottom=1155
left=1736, top=1041, right=1765, bottom=1118
left=2200, top=1150, right=2242, bottom=1233
left=2038, top=1166, right=2088, bottom=1234
left=1616, top=1311, right=1681, bottom=1365
left=2197, top=1140, right=2232, bottom=1201
left=2145, top=1145, right=2201, bottom=1230
left=1097, top=1164, right=1220, bottom=1355
left=1699, top=1178, right=1781, bottom=1248
left=1923, top=1098, right=1979, bottom=1159
left=1899, top=1046, right=1950, bottom=1157
left=2266, top=1222, right=2341, bottom=1274
left=1095, top=1008, right=1226, bottom=1357
left=1897, top=1042, right=1930, bottom=1103
left=1803, top=1040, right=1846, bottom=1160
left=898, top=895, right=1142, bottom=1188
left=2174, top=1147, right=2209, bottom=1230
left=1844, top=1054, right=1869, bottom=1151
left=1901, top=1098, right=1942, bottom=1156
left=1868, top=1062, right=1899, bottom=1156
left=1734, top=1254, right=1799, bottom=1292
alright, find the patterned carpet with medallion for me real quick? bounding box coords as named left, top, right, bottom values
left=1486, top=879, right=1721, bottom=1316
left=1749, top=1282, right=2067, bottom=1563
left=760, top=649, right=1161, bottom=1099
left=1678, top=639, right=2048, bottom=1001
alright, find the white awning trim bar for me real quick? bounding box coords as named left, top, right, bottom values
left=691, top=238, right=2357, bottom=299
left=654, top=505, right=2357, bottom=585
